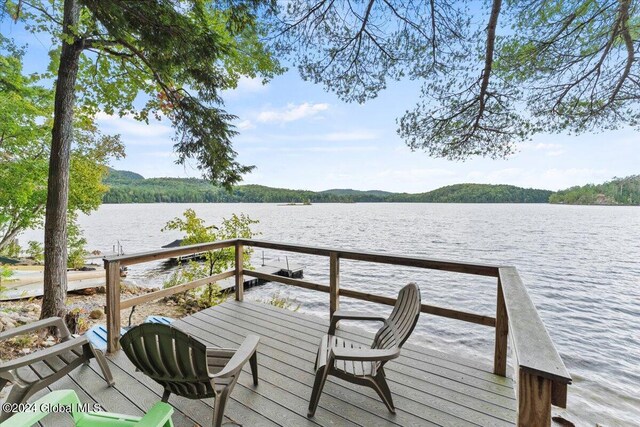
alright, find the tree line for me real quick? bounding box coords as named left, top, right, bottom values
left=549, top=176, right=640, bottom=205
left=103, top=171, right=553, bottom=204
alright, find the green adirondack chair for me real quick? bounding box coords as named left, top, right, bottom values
left=0, top=389, right=174, bottom=427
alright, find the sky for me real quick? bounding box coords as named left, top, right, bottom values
left=4, top=18, right=639, bottom=193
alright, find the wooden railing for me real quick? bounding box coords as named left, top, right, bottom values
left=103, top=238, right=571, bottom=426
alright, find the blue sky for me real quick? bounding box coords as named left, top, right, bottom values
left=99, top=71, right=638, bottom=192
left=5, top=20, right=639, bottom=193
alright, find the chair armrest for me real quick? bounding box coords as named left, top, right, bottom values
left=0, top=317, right=71, bottom=342
left=135, top=401, right=174, bottom=427
left=329, top=311, right=387, bottom=335
left=0, top=335, right=88, bottom=372
left=211, top=335, right=260, bottom=380
left=330, top=347, right=400, bottom=362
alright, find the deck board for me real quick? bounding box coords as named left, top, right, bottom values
left=22, top=300, right=516, bottom=426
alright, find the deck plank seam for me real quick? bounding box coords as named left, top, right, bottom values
left=177, top=316, right=472, bottom=427
left=176, top=316, right=422, bottom=427
left=195, top=305, right=516, bottom=401
left=178, top=311, right=513, bottom=425
left=98, top=355, right=251, bottom=426
left=239, top=300, right=515, bottom=382
left=219, top=301, right=515, bottom=390
left=198, top=304, right=514, bottom=410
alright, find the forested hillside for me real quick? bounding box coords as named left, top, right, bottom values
left=103, top=170, right=552, bottom=203
left=549, top=176, right=640, bottom=205
left=388, top=184, right=552, bottom=203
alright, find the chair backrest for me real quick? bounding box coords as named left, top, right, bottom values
left=120, top=323, right=214, bottom=399
left=372, top=283, right=421, bottom=351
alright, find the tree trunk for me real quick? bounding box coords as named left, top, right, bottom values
left=41, top=0, right=82, bottom=321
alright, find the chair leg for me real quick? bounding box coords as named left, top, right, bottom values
left=88, top=344, right=115, bottom=386
left=307, top=365, right=330, bottom=418
left=372, top=372, right=395, bottom=414
left=212, top=388, right=231, bottom=427
left=249, top=351, right=258, bottom=386
left=0, top=384, right=35, bottom=422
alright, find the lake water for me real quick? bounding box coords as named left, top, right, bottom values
left=20, top=203, right=640, bottom=426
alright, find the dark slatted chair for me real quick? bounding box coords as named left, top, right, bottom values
left=0, top=317, right=114, bottom=422
left=308, top=283, right=421, bottom=417
left=120, top=323, right=259, bottom=427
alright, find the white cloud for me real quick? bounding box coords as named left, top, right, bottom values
left=546, top=150, right=565, bottom=157
left=223, top=77, right=268, bottom=99
left=257, top=103, right=329, bottom=124
left=541, top=168, right=611, bottom=189
left=320, top=131, right=378, bottom=141
left=466, top=168, right=524, bottom=183
left=376, top=168, right=457, bottom=180
left=520, top=142, right=566, bottom=157
left=244, top=145, right=378, bottom=154
left=236, top=120, right=255, bottom=131
left=96, top=112, right=172, bottom=140
left=234, top=130, right=379, bottom=144
left=148, top=151, right=175, bottom=158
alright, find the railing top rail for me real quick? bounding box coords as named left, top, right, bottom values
left=237, top=239, right=501, bottom=277
left=103, top=239, right=237, bottom=266
left=499, top=266, right=572, bottom=384
left=103, top=238, right=502, bottom=276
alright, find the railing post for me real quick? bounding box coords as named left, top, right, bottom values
left=517, top=369, right=552, bottom=426
left=235, top=241, right=244, bottom=301
left=494, top=277, right=508, bottom=376
left=329, top=252, right=340, bottom=318
left=105, top=260, right=121, bottom=354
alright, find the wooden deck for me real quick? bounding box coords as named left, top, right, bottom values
left=28, top=300, right=516, bottom=426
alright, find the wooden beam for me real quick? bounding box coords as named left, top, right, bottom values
left=517, top=369, right=552, bottom=426
left=337, top=288, right=496, bottom=326
left=238, top=239, right=501, bottom=276
left=329, top=252, right=340, bottom=318
left=119, top=270, right=235, bottom=310
left=500, top=267, right=572, bottom=384
left=494, top=277, right=508, bottom=376
left=244, top=270, right=330, bottom=293
left=235, top=241, right=244, bottom=301
left=551, top=382, right=568, bottom=408
left=103, top=239, right=236, bottom=267
left=105, top=261, right=121, bottom=354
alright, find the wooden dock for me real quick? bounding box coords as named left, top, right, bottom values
left=218, top=262, right=304, bottom=292
left=21, top=300, right=516, bottom=426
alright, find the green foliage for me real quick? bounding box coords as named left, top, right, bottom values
left=103, top=170, right=553, bottom=203
left=27, top=241, right=44, bottom=264
left=163, top=262, right=228, bottom=314
left=388, top=184, right=553, bottom=203
left=0, top=38, right=124, bottom=252
left=550, top=175, right=640, bottom=205
left=278, top=1, right=640, bottom=160
left=67, top=221, right=87, bottom=269
left=161, top=210, right=259, bottom=311
left=263, top=290, right=300, bottom=312
left=0, top=265, right=12, bottom=294
left=1, top=240, right=21, bottom=258
left=163, top=209, right=259, bottom=275
left=4, top=0, right=283, bottom=188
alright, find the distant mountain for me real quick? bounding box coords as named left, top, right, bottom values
left=549, top=175, right=640, bottom=205
left=319, top=189, right=394, bottom=197
left=105, top=168, right=144, bottom=183
left=102, top=169, right=554, bottom=204
left=388, top=184, right=553, bottom=203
